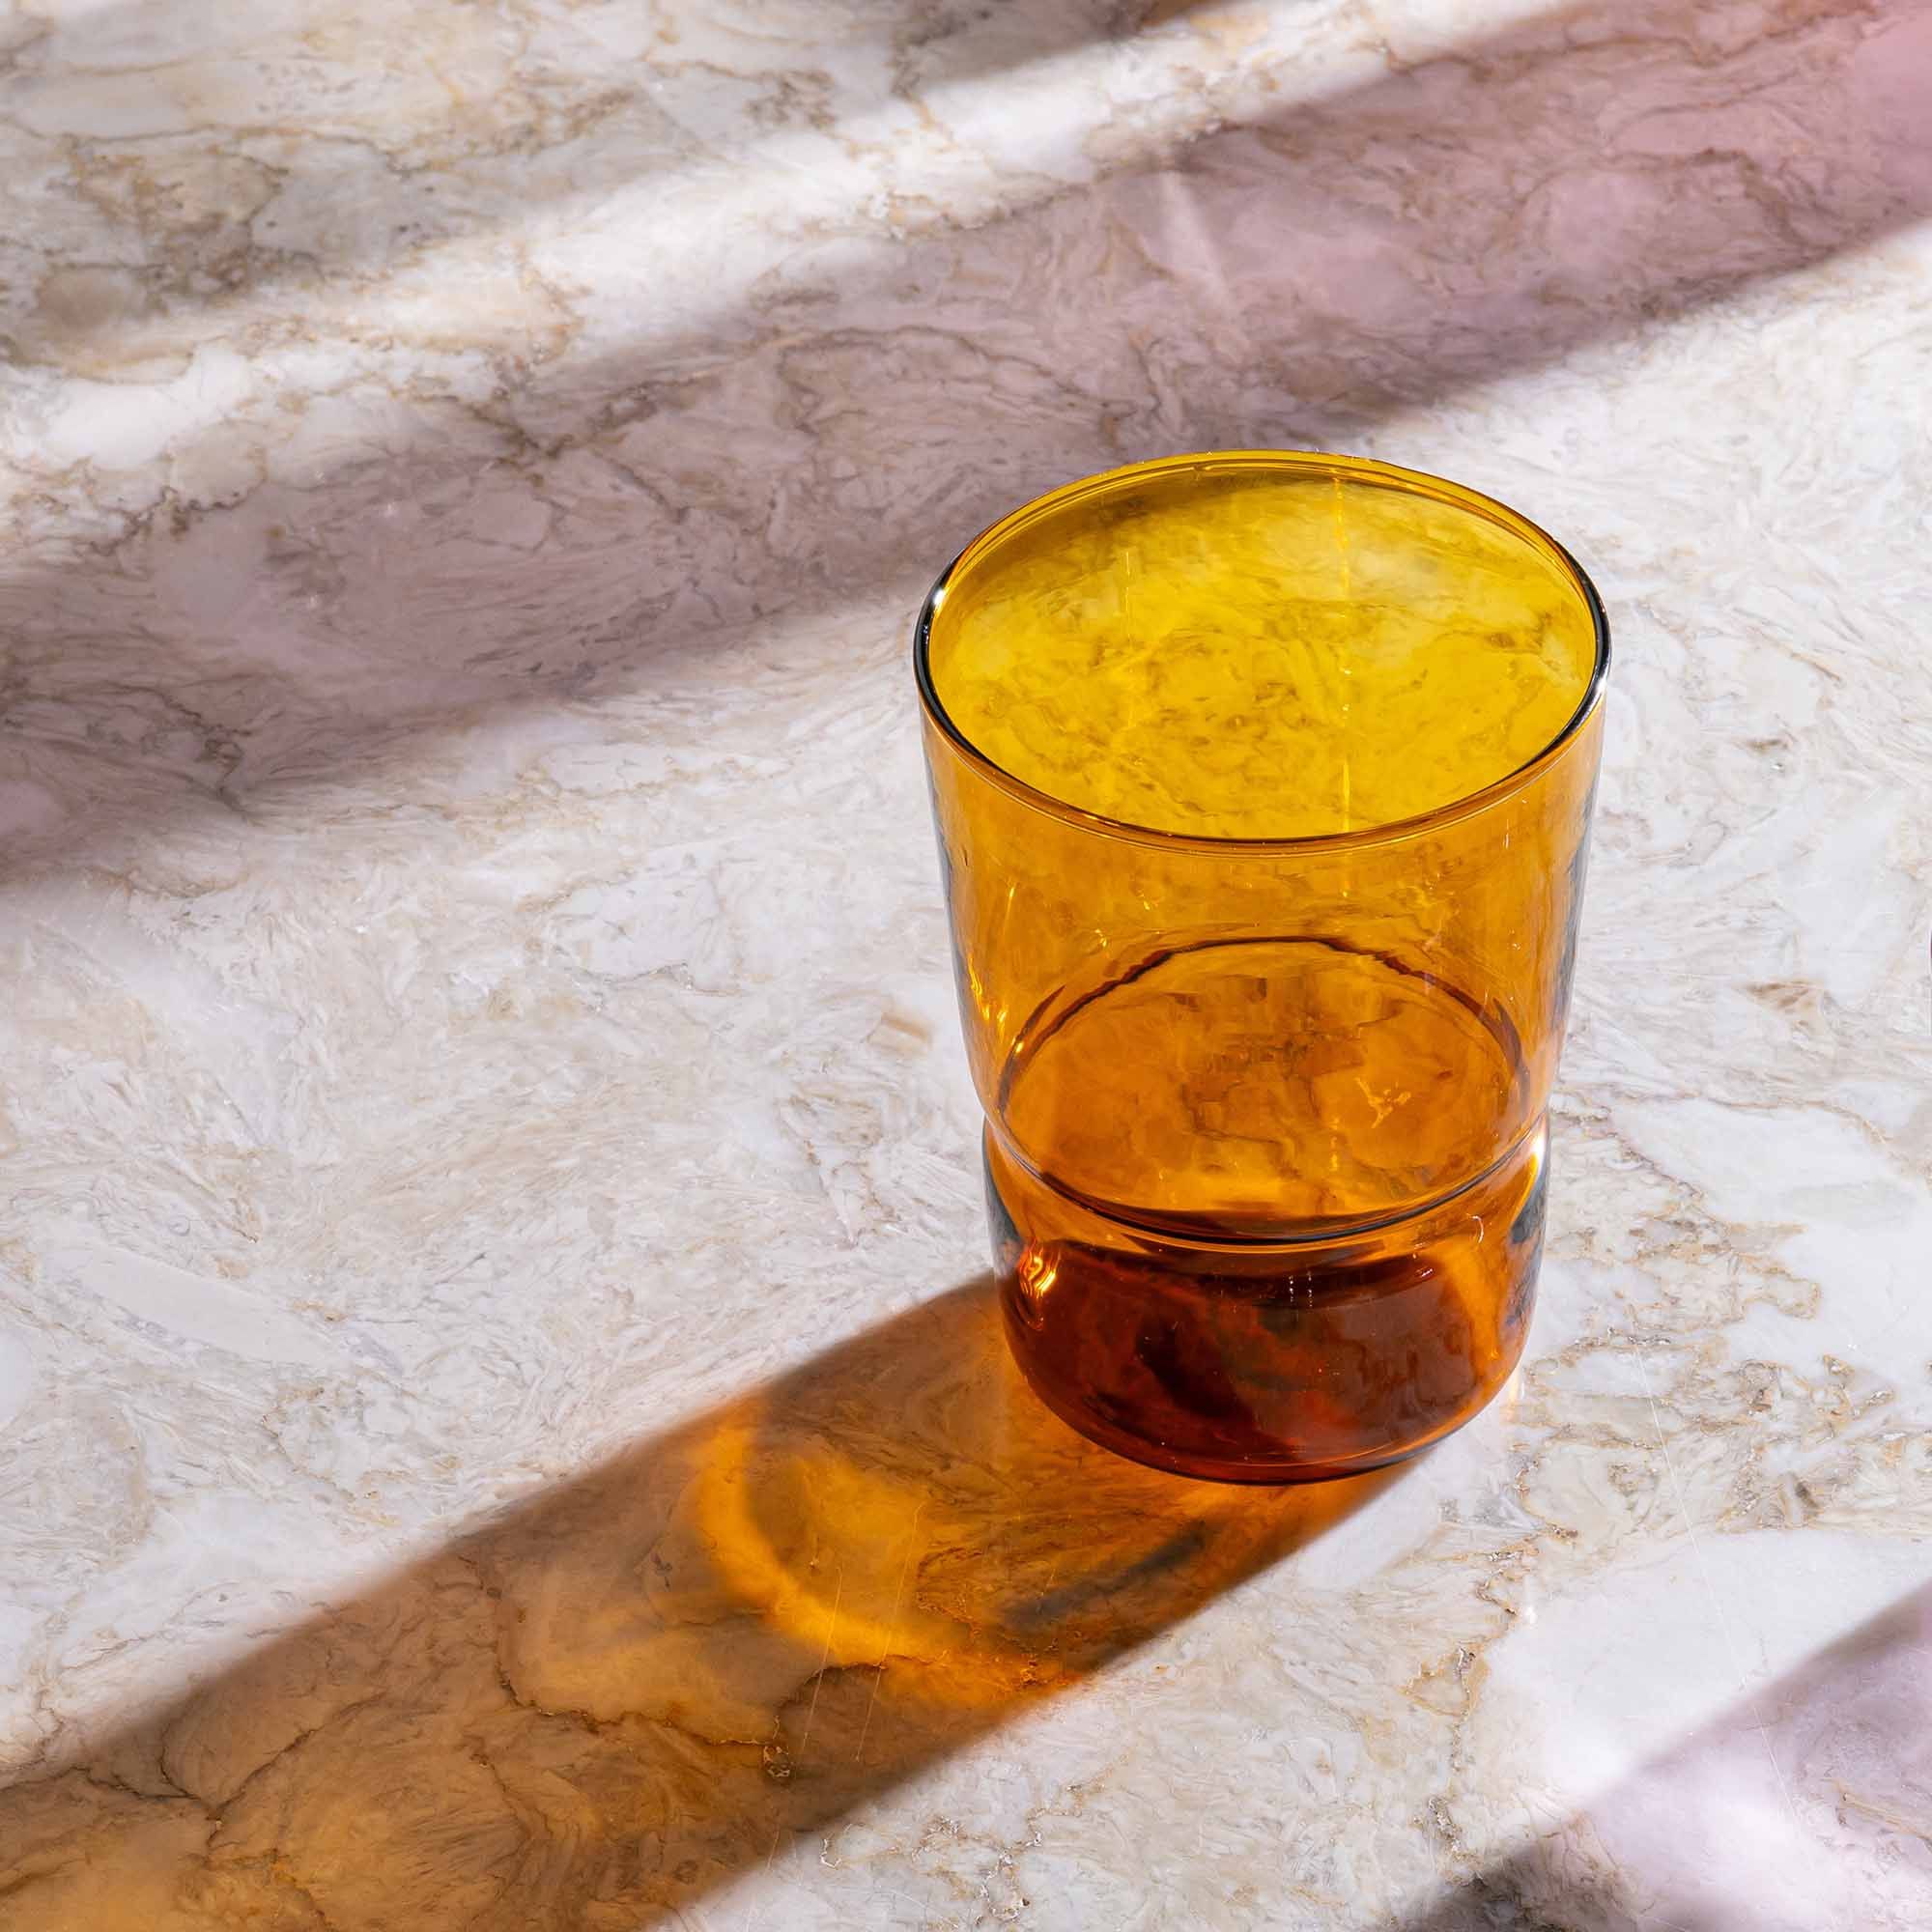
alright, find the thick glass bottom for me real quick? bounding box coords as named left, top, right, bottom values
left=984, top=1123, right=1546, bottom=1484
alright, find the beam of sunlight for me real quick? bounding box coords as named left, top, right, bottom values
left=0, top=0, right=1516, bottom=482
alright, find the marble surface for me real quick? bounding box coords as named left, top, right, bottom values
left=1, top=0, right=1929, bottom=1924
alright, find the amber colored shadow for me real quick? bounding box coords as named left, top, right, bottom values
left=0, top=1279, right=1395, bottom=1929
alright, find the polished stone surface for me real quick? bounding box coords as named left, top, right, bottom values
left=2, top=0, right=1929, bottom=1925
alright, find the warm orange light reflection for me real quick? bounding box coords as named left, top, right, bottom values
left=0, top=1285, right=1392, bottom=1927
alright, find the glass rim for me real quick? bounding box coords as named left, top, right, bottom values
left=913, top=449, right=1612, bottom=855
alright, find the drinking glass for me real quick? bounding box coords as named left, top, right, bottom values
left=916, top=452, right=1608, bottom=1482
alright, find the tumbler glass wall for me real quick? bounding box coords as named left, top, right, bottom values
left=917, top=453, right=1608, bottom=1482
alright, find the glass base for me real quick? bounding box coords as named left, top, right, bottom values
left=983, top=1124, right=1546, bottom=1484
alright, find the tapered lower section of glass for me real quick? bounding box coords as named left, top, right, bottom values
left=984, top=1125, right=1546, bottom=1484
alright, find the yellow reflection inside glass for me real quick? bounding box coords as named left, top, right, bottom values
left=926, top=454, right=1597, bottom=840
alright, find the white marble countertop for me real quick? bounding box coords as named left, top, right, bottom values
left=2, top=0, right=1929, bottom=1925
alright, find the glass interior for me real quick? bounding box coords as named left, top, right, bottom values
left=922, top=452, right=1604, bottom=842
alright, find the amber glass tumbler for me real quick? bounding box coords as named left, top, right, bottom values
left=916, top=452, right=1608, bottom=1483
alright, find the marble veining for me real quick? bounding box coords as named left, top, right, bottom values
left=1, top=0, right=1929, bottom=1925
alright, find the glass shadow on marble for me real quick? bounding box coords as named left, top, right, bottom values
left=0, top=1279, right=1395, bottom=1930
left=1394, top=1583, right=1932, bottom=1932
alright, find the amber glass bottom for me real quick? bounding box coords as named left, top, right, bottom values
left=984, top=1124, right=1546, bottom=1484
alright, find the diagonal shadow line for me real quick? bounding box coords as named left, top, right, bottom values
left=0, top=6, right=1916, bottom=1918
left=0, top=0, right=1172, bottom=341
left=0, top=1278, right=1398, bottom=1928
left=1394, top=1581, right=1932, bottom=1931
left=4, top=0, right=1927, bottom=896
